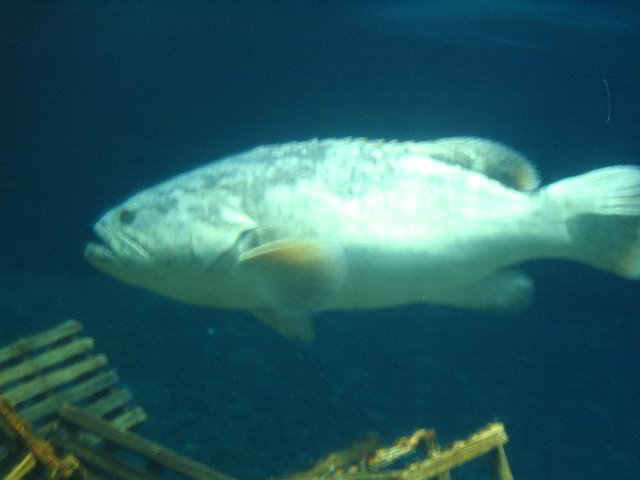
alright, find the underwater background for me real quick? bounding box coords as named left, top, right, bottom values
left=2, top=1, right=639, bottom=479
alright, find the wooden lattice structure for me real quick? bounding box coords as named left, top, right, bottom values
left=0, top=320, right=236, bottom=480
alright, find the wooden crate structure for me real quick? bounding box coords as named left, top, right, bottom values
left=0, top=320, right=236, bottom=480
left=0, top=320, right=144, bottom=437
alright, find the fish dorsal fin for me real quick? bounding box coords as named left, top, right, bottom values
left=415, top=137, right=540, bottom=191
left=238, top=237, right=347, bottom=311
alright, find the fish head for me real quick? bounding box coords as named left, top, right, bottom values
left=84, top=183, right=252, bottom=299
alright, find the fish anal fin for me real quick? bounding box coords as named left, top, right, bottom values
left=435, top=270, right=534, bottom=313
left=252, top=308, right=315, bottom=342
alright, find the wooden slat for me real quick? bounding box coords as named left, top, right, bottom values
left=294, top=425, right=509, bottom=480
left=109, top=406, right=147, bottom=431
left=0, top=413, right=17, bottom=442
left=60, top=405, right=237, bottom=480
left=57, top=438, right=163, bottom=480
left=492, top=444, right=513, bottom=480
left=76, top=406, right=148, bottom=448
left=19, top=370, right=120, bottom=423
left=4, top=355, right=108, bottom=405
left=401, top=423, right=508, bottom=480
left=83, top=389, right=131, bottom=418
left=0, top=320, right=83, bottom=365
left=4, top=452, right=37, bottom=480
left=0, top=338, right=95, bottom=388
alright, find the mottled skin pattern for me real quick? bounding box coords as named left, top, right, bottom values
left=85, top=137, right=640, bottom=331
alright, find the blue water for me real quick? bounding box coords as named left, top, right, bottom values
left=2, top=1, right=639, bottom=479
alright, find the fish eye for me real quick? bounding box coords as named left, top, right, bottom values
left=118, top=208, right=136, bottom=225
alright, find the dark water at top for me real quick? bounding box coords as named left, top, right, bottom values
left=2, top=1, right=639, bottom=479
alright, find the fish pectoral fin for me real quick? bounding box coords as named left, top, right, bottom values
left=435, top=270, right=534, bottom=313
left=238, top=238, right=346, bottom=310
left=252, top=308, right=315, bottom=342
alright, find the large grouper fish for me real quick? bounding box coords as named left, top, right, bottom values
left=85, top=137, right=640, bottom=341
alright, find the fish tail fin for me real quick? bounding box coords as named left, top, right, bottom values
left=543, top=166, right=640, bottom=278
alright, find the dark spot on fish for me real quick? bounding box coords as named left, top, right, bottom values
left=118, top=208, right=136, bottom=225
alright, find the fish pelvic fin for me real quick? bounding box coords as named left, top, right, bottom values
left=544, top=166, right=640, bottom=278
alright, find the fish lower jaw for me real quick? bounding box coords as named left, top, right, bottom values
left=91, top=222, right=151, bottom=261
left=84, top=242, right=120, bottom=268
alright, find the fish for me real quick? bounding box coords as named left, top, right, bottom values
left=358, top=0, right=636, bottom=51
left=85, top=137, right=640, bottom=341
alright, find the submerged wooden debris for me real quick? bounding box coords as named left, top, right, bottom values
left=0, top=397, right=86, bottom=479
left=0, top=320, right=515, bottom=480
left=281, top=423, right=512, bottom=480
left=0, top=320, right=236, bottom=480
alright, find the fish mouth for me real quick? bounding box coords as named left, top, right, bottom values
left=84, top=222, right=150, bottom=270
